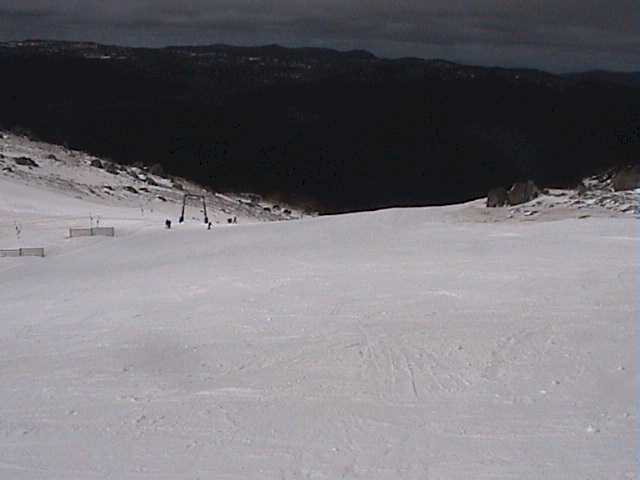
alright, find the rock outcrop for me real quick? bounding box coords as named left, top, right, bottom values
left=612, top=166, right=640, bottom=191
left=487, top=181, right=540, bottom=207
left=104, top=163, right=120, bottom=175
left=487, top=187, right=508, bottom=207
left=149, top=163, right=164, bottom=176
left=507, top=181, right=540, bottom=206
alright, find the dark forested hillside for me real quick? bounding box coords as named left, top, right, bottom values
left=1, top=40, right=639, bottom=212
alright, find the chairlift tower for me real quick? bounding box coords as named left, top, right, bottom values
left=179, top=193, right=209, bottom=224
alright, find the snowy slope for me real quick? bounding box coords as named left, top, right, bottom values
left=0, top=136, right=638, bottom=479
left=0, top=132, right=305, bottom=239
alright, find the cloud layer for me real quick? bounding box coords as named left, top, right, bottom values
left=1, top=0, right=638, bottom=71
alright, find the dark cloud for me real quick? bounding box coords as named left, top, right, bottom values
left=0, top=0, right=638, bottom=71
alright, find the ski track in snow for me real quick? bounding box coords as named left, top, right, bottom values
left=0, top=135, right=638, bottom=479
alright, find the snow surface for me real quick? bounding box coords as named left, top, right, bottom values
left=0, top=135, right=638, bottom=479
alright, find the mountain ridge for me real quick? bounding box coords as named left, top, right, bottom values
left=3, top=39, right=638, bottom=78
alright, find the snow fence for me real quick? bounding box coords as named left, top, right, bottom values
left=0, top=248, right=45, bottom=257
left=69, top=227, right=115, bottom=238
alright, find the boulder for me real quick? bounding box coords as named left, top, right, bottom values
left=507, top=181, right=540, bottom=206
left=14, top=156, right=39, bottom=168
left=486, top=187, right=508, bottom=207
left=612, top=166, right=640, bottom=191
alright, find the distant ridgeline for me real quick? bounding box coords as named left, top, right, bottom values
left=1, top=40, right=638, bottom=213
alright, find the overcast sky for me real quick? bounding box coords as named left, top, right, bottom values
left=0, top=0, right=638, bottom=72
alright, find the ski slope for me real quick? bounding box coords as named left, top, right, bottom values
left=0, top=167, right=638, bottom=478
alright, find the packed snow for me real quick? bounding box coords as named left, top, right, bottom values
left=0, top=133, right=637, bottom=479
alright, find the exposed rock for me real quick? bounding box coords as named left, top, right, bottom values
left=145, top=177, right=159, bottom=186
left=14, top=156, right=39, bottom=168
left=124, top=186, right=138, bottom=194
left=593, top=170, right=614, bottom=184
left=104, top=163, right=120, bottom=175
left=2, top=166, right=13, bottom=173
left=46, top=154, right=60, bottom=161
left=612, top=166, right=640, bottom=191
left=486, top=187, right=508, bottom=207
left=90, top=159, right=104, bottom=169
left=149, top=163, right=164, bottom=176
left=156, top=196, right=168, bottom=202
left=10, top=126, right=35, bottom=139
left=507, top=181, right=540, bottom=206
left=173, top=182, right=184, bottom=191
left=283, top=209, right=292, bottom=215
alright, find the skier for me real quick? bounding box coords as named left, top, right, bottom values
left=165, top=219, right=172, bottom=229
left=207, top=222, right=212, bottom=230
